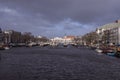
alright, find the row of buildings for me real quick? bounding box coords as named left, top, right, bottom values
left=50, top=20, right=120, bottom=46
left=0, top=28, right=79, bottom=45
left=50, top=36, right=78, bottom=45
left=1, top=20, right=120, bottom=46
left=96, top=20, right=120, bottom=45
left=83, top=20, right=120, bottom=47
left=0, top=29, right=37, bottom=44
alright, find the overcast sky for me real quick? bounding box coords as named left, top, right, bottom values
left=0, top=0, right=120, bottom=38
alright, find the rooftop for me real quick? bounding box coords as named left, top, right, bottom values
left=98, top=20, right=120, bottom=30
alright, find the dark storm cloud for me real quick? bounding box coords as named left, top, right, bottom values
left=0, top=0, right=120, bottom=37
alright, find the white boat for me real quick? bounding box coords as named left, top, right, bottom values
left=95, top=48, right=102, bottom=53
left=4, top=47, right=10, bottom=50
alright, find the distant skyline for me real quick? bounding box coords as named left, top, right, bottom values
left=0, top=0, right=120, bottom=38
